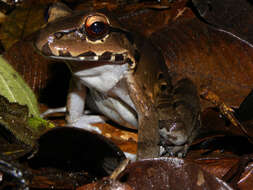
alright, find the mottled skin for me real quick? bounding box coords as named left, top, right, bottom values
left=35, top=4, right=201, bottom=159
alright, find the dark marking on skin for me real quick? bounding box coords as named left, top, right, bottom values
left=59, top=50, right=71, bottom=57
left=79, top=51, right=96, bottom=57
left=115, top=54, right=124, bottom=61
left=100, top=51, right=112, bottom=60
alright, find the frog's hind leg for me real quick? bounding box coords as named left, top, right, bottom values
left=157, top=78, right=201, bottom=157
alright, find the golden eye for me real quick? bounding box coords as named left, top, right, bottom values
left=84, top=14, right=110, bottom=39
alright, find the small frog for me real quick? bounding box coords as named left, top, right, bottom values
left=35, top=3, right=201, bottom=159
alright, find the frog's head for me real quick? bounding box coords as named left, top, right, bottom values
left=35, top=4, right=138, bottom=74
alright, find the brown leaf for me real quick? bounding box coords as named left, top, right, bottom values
left=115, top=0, right=189, bottom=37
left=192, top=0, right=253, bottom=47
left=95, top=123, right=137, bottom=155
left=0, top=4, right=46, bottom=49
left=77, top=178, right=133, bottom=190
left=150, top=8, right=253, bottom=110
left=237, top=161, right=253, bottom=190
left=192, top=157, right=240, bottom=180
left=200, top=89, right=253, bottom=144
left=117, top=157, right=234, bottom=190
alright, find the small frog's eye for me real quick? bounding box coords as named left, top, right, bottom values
left=84, top=15, right=110, bottom=39
left=127, top=58, right=136, bottom=70
left=54, top=32, right=64, bottom=39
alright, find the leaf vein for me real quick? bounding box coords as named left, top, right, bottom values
left=0, top=73, right=16, bottom=101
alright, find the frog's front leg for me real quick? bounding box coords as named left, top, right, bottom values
left=158, top=78, right=201, bottom=157
left=66, top=77, right=105, bottom=134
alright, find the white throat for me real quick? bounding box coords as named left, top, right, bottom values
left=73, top=64, right=129, bottom=93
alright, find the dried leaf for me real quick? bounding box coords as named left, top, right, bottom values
left=150, top=9, right=253, bottom=109
left=78, top=178, right=133, bottom=190
left=0, top=56, right=39, bottom=116
left=237, top=161, right=253, bottom=190
left=0, top=4, right=46, bottom=49
left=193, top=157, right=240, bottom=180
left=117, top=157, right=234, bottom=190
left=192, top=0, right=253, bottom=47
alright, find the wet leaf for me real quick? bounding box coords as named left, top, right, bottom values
left=0, top=56, right=40, bottom=116
left=192, top=0, right=253, bottom=47
left=116, top=0, right=189, bottom=37
left=150, top=8, right=253, bottom=109
left=200, top=89, right=253, bottom=144
left=94, top=123, right=137, bottom=156
left=237, top=160, right=253, bottom=190
left=77, top=159, right=132, bottom=190
left=78, top=178, right=133, bottom=190
left=192, top=157, right=240, bottom=180
left=117, top=157, right=234, bottom=190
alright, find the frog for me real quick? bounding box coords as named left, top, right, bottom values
left=35, top=3, right=201, bottom=159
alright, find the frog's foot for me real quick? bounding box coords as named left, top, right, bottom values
left=124, top=152, right=136, bottom=162
left=41, top=108, right=94, bottom=118
left=69, top=115, right=107, bottom=134
left=160, top=144, right=189, bottom=158
left=40, top=107, right=66, bottom=118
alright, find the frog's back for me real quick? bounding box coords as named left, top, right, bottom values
left=150, top=16, right=253, bottom=109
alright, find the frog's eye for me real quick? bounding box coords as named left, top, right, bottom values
left=84, top=15, right=110, bottom=39
left=54, top=32, right=64, bottom=39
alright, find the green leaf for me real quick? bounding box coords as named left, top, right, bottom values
left=0, top=56, right=40, bottom=116
left=0, top=95, right=54, bottom=147
left=28, top=116, right=55, bottom=132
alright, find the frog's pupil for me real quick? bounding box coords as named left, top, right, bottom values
left=90, top=22, right=105, bottom=34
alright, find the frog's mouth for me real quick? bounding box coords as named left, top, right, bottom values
left=48, top=51, right=129, bottom=65
left=45, top=50, right=135, bottom=71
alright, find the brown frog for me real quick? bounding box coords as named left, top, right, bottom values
left=35, top=3, right=201, bottom=159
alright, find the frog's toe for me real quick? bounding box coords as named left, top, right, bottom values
left=69, top=115, right=107, bottom=134
left=160, top=144, right=189, bottom=158
left=40, top=107, right=66, bottom=118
